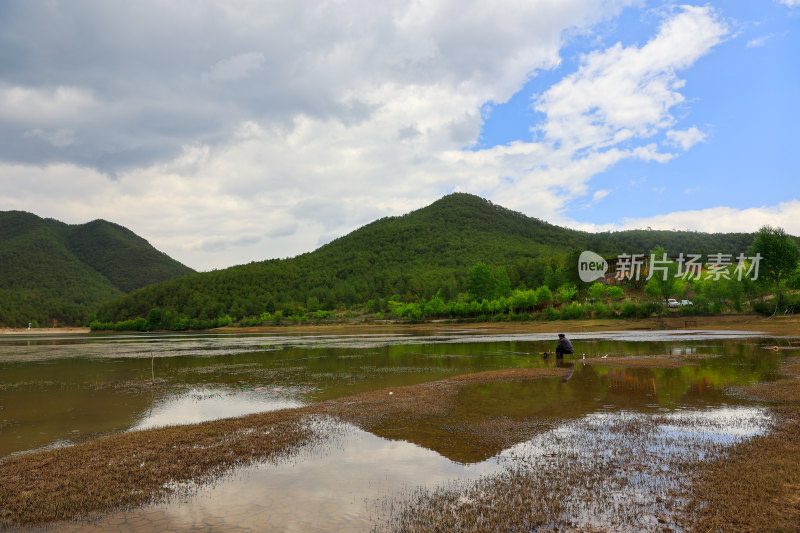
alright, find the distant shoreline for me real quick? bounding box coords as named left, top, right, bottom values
left=7, top=314, right=796, bottom=336
left=0, top=327, right=91, bottom=335
left=213, top=314, right=799, bottom=336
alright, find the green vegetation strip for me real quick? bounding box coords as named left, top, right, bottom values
left=0, top=367, right=568, bottom=528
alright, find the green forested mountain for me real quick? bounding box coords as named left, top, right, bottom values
left=0, top=211, right=194, bottom=326
left=96, top=193, right=761, bottom=324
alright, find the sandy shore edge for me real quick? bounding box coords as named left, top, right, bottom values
left=3, top=314, right=798, bottom=336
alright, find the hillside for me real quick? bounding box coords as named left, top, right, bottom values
left=0, top=211, right=195, bottom=326
left=96, top=193, right=759, bottom=323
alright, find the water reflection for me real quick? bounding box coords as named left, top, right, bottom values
left=132, top=388, right=303, bottom=431
left=0, top=329, right=789, bottom=458
left=43, top=404, right=771, bottom=533
left=1, top=329, right=793, bottom=532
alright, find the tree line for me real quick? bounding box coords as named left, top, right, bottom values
left=91, top=226, right=800, bottom=330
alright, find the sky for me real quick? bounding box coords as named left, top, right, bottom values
left=1, top=0, right=798, bottom=271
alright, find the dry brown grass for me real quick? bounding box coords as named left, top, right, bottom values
left=374, top=463, right=598, bottom=533
left=685, top=357, right=800, bottom=532
left=0, top=410, right=315, bottom=527
left=6, top=354, right=799, bottom=532
left=685, top=406, right=800, bottom=532
left=729, top=357, right=800, bottom=404
left=373, top=406, right=748, bottom=532
left=0, top=367, right=569, bottom=528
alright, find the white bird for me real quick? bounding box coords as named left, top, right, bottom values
left=602, top=353, right=608, bottom=359
left=582, top=353, right=586, bottom=359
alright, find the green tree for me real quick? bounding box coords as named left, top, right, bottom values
left=306, top=296, right=320, bottom=312
left=749, top=225, right=800, bottom=302
left=564, top=249, right=588, bottom=288
left=534, top=286, right=553, bottom=308
left=146, top=307, right=163, bottom=330
left=493, top=267, right=511, bottom=299
left=544, top=265, right=566, bottom=291
left=467, top=262, right=496, bottom=301
left=607, top=285, right=624, bottom=300
left=645, top=246, right=679, bottom=299
left=555, top=284, right=578, bottom=304
left=588, top=283, right=607, bottom=301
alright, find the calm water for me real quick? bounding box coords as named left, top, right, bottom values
left=0, top=327, right=794, bottom=531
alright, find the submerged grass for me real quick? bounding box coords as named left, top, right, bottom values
left=367, top=356, right=800, bottom=532
left=372, top=407, right=769, bottom=532
left=0, top=409, right=314, bottom=528
left=4, top=354, right=799, bottom=532
left=0, top=367, right=568, bottom=528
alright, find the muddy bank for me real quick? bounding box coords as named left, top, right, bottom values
left=0, top=327, right=90, bottom=335
left=583, top=353, right=720, bottom=368
left=3, top=347, right=798, bottom=531
left=686, top=356, right=800, bottom=531
left=0, top=367, right=568, bottom=528
left=6, top=314, right=796, bottom=337
left=219, top=313, right=800, bottom=336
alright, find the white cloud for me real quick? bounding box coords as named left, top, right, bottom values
left=578, top=201, right=800, bottom=236
left=747, top=34, right=773, bottom=48
left=593, top=189, right=611, bottom=202
left=666, top=126, right=707, bottom=150
left=0, top=2, right=737, bottom=270
left=491, top=5, right=725, bottom=215
left=778, top=0, right=800, bottom=7
left=0, top=85, right=98, bottom=125
left=533, top=6, right=726, bottom=149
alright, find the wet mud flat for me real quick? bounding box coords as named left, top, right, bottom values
left=1, top=331, right=799, bottom=531
left=0, top=368, right=567, bottom=529
left=685, top=356, right=800, bottom=531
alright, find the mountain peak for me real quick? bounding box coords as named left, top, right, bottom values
left=0, top=210, right=194, bottom=326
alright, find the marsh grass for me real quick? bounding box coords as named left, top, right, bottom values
left=685, top=356, right=800, bottom=531
left=372, top=407, right=770, bottom=532
left=0, top=367, right=567, bottom=528
left=0, top=410, right=314, bottom=527
left=4, top=356, right=797, bottom=532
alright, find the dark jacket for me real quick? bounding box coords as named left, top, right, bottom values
left=556, top=337, right=574, bottom=354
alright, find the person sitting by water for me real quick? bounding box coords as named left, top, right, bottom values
left=555, top=333, right=574, bottom=360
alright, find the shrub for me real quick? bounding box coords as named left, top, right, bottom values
left=114, top=317, right=147, bottom=331
left=535, top=286, right=553, bottom=308
left=607, top=286, right=624, bottom=300
left=591, top=302, right=608, bottom=318
left=620, top=301, right=637, bottom=318
left=543, top=307, right=561, bottom=320
left=561, top=302, right=585, bottom=320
